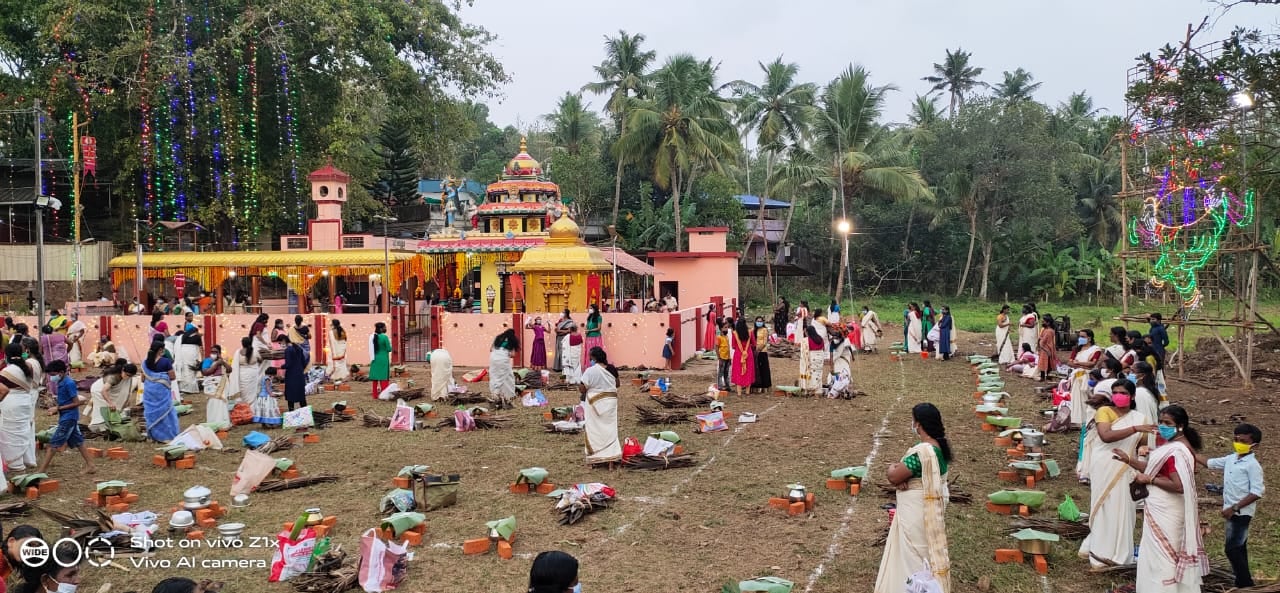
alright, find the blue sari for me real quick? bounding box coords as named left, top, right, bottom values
left=142, top=358, right=180, bottom=442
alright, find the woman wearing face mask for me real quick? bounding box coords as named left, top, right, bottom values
left=1067, top=329, right=1103, bottom=427
left=582, top=305, right=603, bottom=369
left=1133, top=362, right=1162, bottom=448
left=729, top=319, right=755, bottom=398
left=860, top=306, right=880, bottom=354
left=16, top=539, right=80, bottom=593
left=876, top=402, right=951, bottom=593
left=528, top=550, right=579, bottom=593
left=1113, top=405, right=1207, bottom=593
left=751, top=316, right=772, bottom=394
left=0, top=343, right=39, bottom=473
left=1078, top=380, right=1155, bottom=568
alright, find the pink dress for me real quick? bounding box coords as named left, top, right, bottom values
left=730, top=332, right=755, bottom=388
left=529, top=325, right=547, bottom=367
left=271, top=328, right=286, bottom=369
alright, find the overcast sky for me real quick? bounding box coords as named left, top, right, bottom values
left=460, top=0, right=1275, bottom=133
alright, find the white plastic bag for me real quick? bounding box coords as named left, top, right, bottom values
left=377, top=383, right=401, bottom=401
left=904, top=562, right=945, bottom=593
left=389, top=400, right=415, bottom=432
left=269, top=528, right=317, bottom=582
left=357, top=528, right=408, bottom=592
left=282, top=405, right=315, bottom=429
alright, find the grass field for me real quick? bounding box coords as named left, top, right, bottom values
left=16, top=325, right=1279, bottom=593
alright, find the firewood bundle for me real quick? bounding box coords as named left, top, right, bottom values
left=257, top=435, right=296, bottom=455
left=1007, top=518, right=1090, bottom=540
left=556, top=492, right=613, bottom=525
left=256, top=474, right=340, bottom=493
left=443, top=392, right=489, bottom=405
left=397, top=387, right=426, bottom=401
left=1090, top=560, right=1236, bottom=592
left=258, top=348, right=285, bottom=361
left=0, top=500, right=31, bottom=519
left=768, top=342, right=799, bottom=358
left=36, top=507, right=152, bottom=555
left=290, top=546, right=358, bottom=593
left=634, top=406, right=692, bottom=424
left=436, top=413, right=511, bottom=430
left=363, top=413, right=391, bottom=428
left=623, top=453, right=697, bottom=471
left=651, top=392, right=714, bottom=408
left=875, top=474, right=972, bottom=504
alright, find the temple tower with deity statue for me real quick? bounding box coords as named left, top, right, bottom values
left=513, top=213, right=612, bottom=313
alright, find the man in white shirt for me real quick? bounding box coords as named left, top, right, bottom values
left=1200, top=423, right=1265, bottom=588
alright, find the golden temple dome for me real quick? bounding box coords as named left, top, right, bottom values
left=504, top=136, right=542, bottom=177
left=547, top=213, right=580, bottom=242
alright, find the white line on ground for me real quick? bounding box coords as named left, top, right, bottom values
left=802, top=357, right=908, bottom=593
left=613, top=402, right=781, bottom=535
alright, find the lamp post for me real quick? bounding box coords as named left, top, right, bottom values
left=373, top=215, right=398, bottom=312
left=607, top=224, right=619, bottom=310
left=834, top=219, right=852, bottom=305
left=74, top=238, right=97, bottom=314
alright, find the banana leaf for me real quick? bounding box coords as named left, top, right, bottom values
left=485, top=516, right=516, bottom=541
left=10, top=474, right=48, bottom=488
left=738, top=576, right=794, bottom=593
left=174, top=404, right=193, bottom=415
left=830, top=466, right=867, bottom=479
left=1010, top=528, right=1059, bottom=542
left=274, top=458, right=294, bottom=472
left=985, top=416, right=1022, bottom=428
left=398, top=465, right=430, bottom=478
left=158, top=444, right=188, bottom=460
left=35, top=428, right=54, bottom=444
left=414, top=403, right=434, bottom=415
left=517, top=467, right=549, bottom=485
left=380, top=512, right=426, bottom=537
left=650, top=431, right=681, bottom=444
left=988, top=490, right=1047, bottom=507
left=975, top=405, right=1007, bottom=414
left=95, top=480, right=129, bottom=495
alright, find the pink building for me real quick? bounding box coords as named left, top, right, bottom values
left=648, top=227, right=739, bottom=311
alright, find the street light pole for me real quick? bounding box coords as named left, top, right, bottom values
left=834, top=219, right=851, bottom=305
left=33, top=99, right=45, bottom=327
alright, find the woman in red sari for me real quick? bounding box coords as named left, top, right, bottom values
left=730, top=318, right=755, bottom=397
left=1037, top=316, right=1058, bottom=382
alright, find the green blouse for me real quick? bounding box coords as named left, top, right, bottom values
left=902, top=445, right=948, bottom=478
left=585, top=317, right=602, bottom=338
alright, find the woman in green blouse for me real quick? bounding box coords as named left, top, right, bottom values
left=369, top=322, right=392, bottom=399
left=583, top=304, right=603, bottom=369
left=876, top=403, right=953, bottom=593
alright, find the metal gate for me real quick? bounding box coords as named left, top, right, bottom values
left=402, top=312, right=433, bottom=362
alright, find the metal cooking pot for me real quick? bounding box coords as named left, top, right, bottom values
left=183, top=485, right=212, bottom=507
left=217, top=522, right=245, bottom=539
left=1017, top=538, right=1051, bottom=555
left=1021, top=430, right=1045, bottom=448
left=231, top=494, right=250, bottom=508
left=169, top=511, right=194, bottom=528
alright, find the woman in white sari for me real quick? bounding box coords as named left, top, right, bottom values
left=175, top=323, right=204, bottom=395
left=1067, top=329, right=1104, bottom=427
left=906, top=303, right=923, bottom=354
left=88, top=361, right=139, bottom=431
left=232, top=336, right=265, bottom=405
left=860, top=306, right=880, bottom=353
left=326, top=319, right=349, bottom=382
left=1017, top=304, right=1039, bottom=355
left=0, top=343, right=38, bottom=472
left=1113, top=405, right=1207, bottom=593
left=995, top=305, right=1015, bottom=364
left=798, top=325, right=825, bottom=393
left=67, top=313, right=87, bottom=367
left=488, top=330, right=518, bottom=408
left=561, top=327, right=583, bottom=385
left=429, top=348, right=454, bottom=401
left=876, top=403, right=951, bottom=593
left=1078, top=380, right=1153, bottom=568
left=580, top=347, right=620, bottom=467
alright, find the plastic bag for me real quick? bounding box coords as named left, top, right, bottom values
left=695, top=411, right=728, bottom=433
left=281, top=407, right=313, bottom=430
left=389, top=400, right=414, bottom=432
left=355, top=530, right=404, bottom=593
left=904, top=562, right=945, bottom=593
left=521, top=390, right=548, bottom=407
left=452, top=409, right=475, bottom=432
left=379, top=489, right=416, bottom=514
left=230, top=449, right=276, bottom=496
left=268, top=527, right=317, bottom=582
left=1058, top=494, right=1081, bottom=521
left=622, top=436, right=642, bottom=461
left=242, top=431, right=271, bottom=449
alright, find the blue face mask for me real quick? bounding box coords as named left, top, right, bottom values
left=1077, top=337, right=1088, bottom=346
left=1126, top=373, right=1138, bottom=384
left=1087, top=379, right=1097, bottom=387
left=1158, top=425, right=1178, bottom=440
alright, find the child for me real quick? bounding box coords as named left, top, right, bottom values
left=716, top=325, right=731, bottom=389
left=252, top=366, right=282, bottom=427
left=1200, top=424, right=1265, bottom=588
left=36, top=360, right=96, bottom=474
left=662, top=328, right=675, bottom=370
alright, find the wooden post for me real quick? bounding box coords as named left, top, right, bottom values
left=214, top=283, right=224, bottom=314
left=1119, top=136, right=1130, bottom=317
left=250, top=277, right=261, bottom=313
left=314, top=314, right=326, bottom=367
left=512, top=312, right=524, bottom=368
left=327, top=274, right=337, bottom=313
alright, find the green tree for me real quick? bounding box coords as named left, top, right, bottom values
left=922, top=48, right=988, bottom=117
left=583, top=30, right=656, bottom=227
left=543, top=92, right=602, bottom=156
left=994, top=67, right=1042, bottom=102
left=549, top=150, right=611, bottom=225
left=729, top=57, right=816, bottom=264
left=367, top=116, right=420, bottom=207
left=616, top=54, right=739, bottom=251
left=814, top=65, right=932, bottom=301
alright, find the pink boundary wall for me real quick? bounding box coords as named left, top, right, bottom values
left=439, top=305, right=711, bottom=369
left=20, top=314, right=390, bottom=369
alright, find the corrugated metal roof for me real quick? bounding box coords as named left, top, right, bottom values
left=598, top=246, right=662, bottom=276
left=735, top=195, right=791, bottom=209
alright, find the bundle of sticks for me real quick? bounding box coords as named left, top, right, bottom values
left=396, top=387, right=426, bottom=401
left=36, top=507, right=151, bottom=556
left=1007, top=517, right=1090, bottom=540
left=623, top=453, right=697, bottom=471
left=443, top=392, right=488, bottom=405
left=256, top=435, right=296, bottom=455
left=436, top=413, right=511, bottom=430
left=768, top=342, right=799, bottom=358
left=1090, top=559, right=1236, bottom=591
left=290, top=546, right=358, bottom=593
left=256, top=474, right=340, bottom=493
left=874, top=474, right=972, bottom=504
left=363, top=412, right=391, bottom=428
left=651, top=392, right=714, bottom=408
left=258, top=348, right=285, bottom=361
left=0, top=500, right=31, bottom=519
left=634, top=406, right=692, bottom=424
left=309, top=411, right=335, bottom=429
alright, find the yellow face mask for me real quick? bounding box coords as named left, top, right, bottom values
left=1233, top=442, right=1254, bottom=455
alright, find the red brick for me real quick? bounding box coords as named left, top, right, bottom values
left=1006, top=449, right=1024, bottom=458
left=399, top=531, right=422, bottom=547
left=107, top=449, right=129, bottom=460
left=392, top=476, right=411, bottom=489
left=535, top=482, right=556, bottom=495
left=152, top=454, right=168, bottom=467
left=993, top=437, right=1014, bottom=447
left=279, top=468, right=300, bottom=480
left=86, top=447, right=104, bottom=458
left=322, top=516, right=337, bottom=528
left=195, top=509, right=215, bottom=523
left=509, top=483, right=529, bottom=494
left=788, top=501, right=805, bottom=516
left=768, top=497, right=790, bottom=511
left=849, top=483, right=861, bottom=496
left=1018, top=505, right=1032, bottom=517
left=804, top=493, right=815, bottom=511
left=302, top=434, right=320, bottom=444
left=985, top=502, right=1013, bottom=515
left=123, top=493, right=140, bottom=504
left=981, top=423, right=999, bottom=432
left=186, top=530, right=204, bottom=540
left=215, top=430, right=229, bottom=441
left=197, top=518, right=216, bottom=529
left=174, top=458, right=196, bottom=469
left=25, top=487, right=38, bottom=500
left=107, top=503, right=130, bottom=513
left=462, top=538, right=490, bottom=555
left=825, top=479, right=848, bottom=491
left=994, top=548, right=1024, bottom=564
left=38, top=480, right=59, bottom=494
left=312, top=525, right=330, bottom=538
left=1025, top=476, right=1036, bottom=489
left=998, top=470, right=1019, bottom=482
left=496, top=540, right=513, bottom=559
left=1032, top=554, right=1049, bottom=575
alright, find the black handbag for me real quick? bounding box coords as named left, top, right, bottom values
left=1129, top=480, right=1149, bottom=501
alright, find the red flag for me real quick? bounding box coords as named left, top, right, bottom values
left=80, top=136, right=97, bottom=177
left=586, top=275, right=601, bottom=308
left=174, top=272, right=186, bottom=297
left=510, top=274, right=525, bottom=301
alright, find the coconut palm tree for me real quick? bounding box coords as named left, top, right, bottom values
left=615, top=54, right=739, bottom=251
left=1075, top=162, right=1122, bottom=248
left=994, top=67, right=1042, bottom=102
left=729, top=57, right=817, bottom=263
left=814, top=65, right=932, bottom=302
left=543, top=92, right=602, bottom=156
left=908, top=94, right=942, bottom=128
left=582, top=30, right=657, bottom=227
left=764, top=144, right=832, bottom=302
left=922, top=48, right=987, bottom=117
